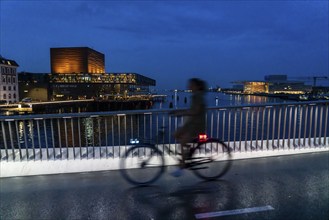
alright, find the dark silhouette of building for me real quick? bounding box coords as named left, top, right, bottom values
left=18, top=72, right=50, bottom=102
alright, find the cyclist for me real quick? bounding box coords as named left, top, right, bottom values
left=171, top=78, right=207, bottom=176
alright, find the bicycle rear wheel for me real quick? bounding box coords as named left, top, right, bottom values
left=120, top=144, right=165, bottom=185
left=190, top=139, right=232, bottom=180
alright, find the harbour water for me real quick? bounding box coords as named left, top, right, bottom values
left=0, top=91, right=286, bottom=116
left=153, top=91, right=286, bottom=110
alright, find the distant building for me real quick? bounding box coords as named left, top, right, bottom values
left=50, top=73, right=156, bottom=100
left=265, top=74, right=312, bottom=94
left=0, top=56, right=19, bottom=103
left=48, top=47, right=156, bottom=100
left=50, top=47, right=105, bottom=74
left=232, top=74, right=312, bottom=95
left=15, top=47, right=157, bottom=101
left=243, top=81, right=269, bottom=94
left=18, top=72, right=50, bottom=102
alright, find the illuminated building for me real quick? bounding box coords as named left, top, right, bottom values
left=233, top=75, right=313, bottom=95
left=243, top=82, right=269, bottom=94
left=0, top=56, right=19, bottom=103
left=265, top=75, right=312, bottom=94
left=50, top=73, right=156, bottom=100
left=50, top=47, right=105, bottom=74
left=48, top=47, right=155, bottom=100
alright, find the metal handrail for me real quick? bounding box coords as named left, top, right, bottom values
left=0, top=100, right=328, bottom=162
left=1, top=100, right=328, bottom=121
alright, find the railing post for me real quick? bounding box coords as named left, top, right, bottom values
left=272, top=107, right=276, bottom=149
left=324, top=104, right=328, bottom=146
left=30, top=120, right=36, bottom=161
left=233, top=109, right=237, bottom=151
left=288, top=106, right=293, bottom=149
left=277, top=107, right=282, bottom=149
left=1, top=121, right=9, bottom=161
left=303, top=105, right=308, bottom=147
left=15, top=120, right=23, bottom=160
left=36, top=119, right=42, bottom=160
left=314, top=105, right=318, bottom=146
left=250, top=109, right=254, bottom=151
left=8, top=120, right=15, bottom=161
left=283, top=106, right=287, bottom=149
left=261, top=107, right=265, bottom=150
left=0, top=101, right=328, bottom=164
left=293, top=106, right=297, bottom=148
left=309, top=105, right=314, bottom=147
left=318, top=104, right=324, bottom=146
left=43, top=120, right=49, bottom=160
left=239, top=109, right=243, bottom=151
left=255, top=107, right=260, bottom=150
left=266, top=107, right=271, bottom=150
left=57, top=118, right=62, bottom=159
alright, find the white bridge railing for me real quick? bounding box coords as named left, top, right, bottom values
left=1, top=101, right=328, bottom=163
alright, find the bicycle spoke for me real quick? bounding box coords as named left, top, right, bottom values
left=120, top=145, right=164, bottom=185
left=191, top=140, right=232, bottom=180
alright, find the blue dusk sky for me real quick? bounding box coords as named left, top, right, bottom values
left=1, top=0, right=328, bottom=89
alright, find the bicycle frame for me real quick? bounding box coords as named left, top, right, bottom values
left=121, top=132, right=232, bottom=185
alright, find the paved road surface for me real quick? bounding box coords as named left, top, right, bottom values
left=1, top=152, right=328, bottom=220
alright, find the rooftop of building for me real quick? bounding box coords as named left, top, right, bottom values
left=0, top=55, right=19, bottom=67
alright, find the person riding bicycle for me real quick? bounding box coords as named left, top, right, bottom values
left=171, top=78, right=207, bottom=176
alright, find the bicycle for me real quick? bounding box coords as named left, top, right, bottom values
left=120, top=127, right=232, bottom=185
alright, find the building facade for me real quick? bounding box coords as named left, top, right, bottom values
left=50, top=73, right=156, bottom=100
left=265, top=75, right=312, bottom=94
left=243, top=81, right=269, bottom=94
left=238, top=75, right=313, bottom=95
left=50, top=47, right=105, bottom=74
left=0, top=56, right=19, bottom=103
left=49, top=47, right=156, bottom=100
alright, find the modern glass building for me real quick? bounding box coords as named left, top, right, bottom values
left=50, top=73, right=156, bottom=100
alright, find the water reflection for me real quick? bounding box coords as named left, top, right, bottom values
left=83, top=118, right=94, bottom=146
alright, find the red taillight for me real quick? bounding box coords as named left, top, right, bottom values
left=199, top=133, right=207, bottom=142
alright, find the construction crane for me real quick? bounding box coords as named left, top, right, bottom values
left=290, top=76, right=329, bottom=87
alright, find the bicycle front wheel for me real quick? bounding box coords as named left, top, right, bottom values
left=120, top=144, right=165, bottom=185
left=191, top=139, right=232, bottom=180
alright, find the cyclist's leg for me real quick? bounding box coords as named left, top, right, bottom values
left=174, top=129, right=192, bottom=168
